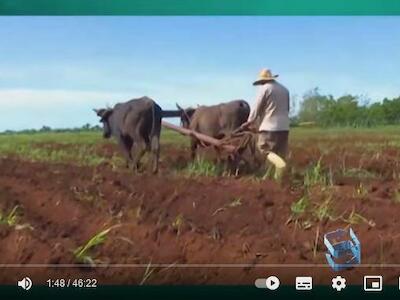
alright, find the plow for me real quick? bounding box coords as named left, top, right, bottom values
left=161, top=121, right=286, bottom=169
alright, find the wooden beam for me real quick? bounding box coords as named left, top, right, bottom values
left=162, top=121, right=236, bottom=152
left=161, top=110, right=182, bottom=118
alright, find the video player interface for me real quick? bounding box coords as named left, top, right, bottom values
left=0, top=9, right=399, bottom=299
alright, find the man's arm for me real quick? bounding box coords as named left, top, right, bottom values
left=247, top=87, right=266, bottom=124
left=239, top=87, right=268, bottom=131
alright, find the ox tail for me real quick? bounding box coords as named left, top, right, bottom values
left=150, top=102, right=156, bottom=141
left=241, top=100, right=251, bottom=122
left=150, top=102, right=161, bottom=173
left=150, top=102, right=162, bottom=138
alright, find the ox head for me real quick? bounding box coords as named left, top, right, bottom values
left=176, top=103, right=196, bottom=129
left=93, top=108, right=113, bottom=138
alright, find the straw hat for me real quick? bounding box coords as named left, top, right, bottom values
left=253, top=68, right=279, bottom=85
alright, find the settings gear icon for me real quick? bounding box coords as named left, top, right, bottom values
left=332, top=276, right=346, bottom=291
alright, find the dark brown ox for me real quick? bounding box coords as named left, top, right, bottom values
left=94, top=96, right=162, bottom=173
left=177, top=99, right=250, bottom=159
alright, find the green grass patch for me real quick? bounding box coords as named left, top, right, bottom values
left=312, top=198, right=335, bottom=222
left=288, top=194, right=337, bottom=228
left=342, top=168, right=378, bottom=179
left=0, top=143, right=106, bottom=166
left=290, top=125, right=400, bottom=140
left=287, top=195, right=313, bottom=229
left=0, top=132, right=106, bottom=166
left=73, top=227, right=114, bottom=265
left=0, top=131, right=103, bottom=145
left=290, top=195, right=310, bottom=217
left=0, top=206, right=20, bottom=227
left=393, top=189, right=400, bottom=204
left=0, top=129, right=187, bottom=167
left=171, top=214, right=185, bottom=235
left=186, top=157, right=223, bottom=177
left=341, top=209, right=376, bottom=227
left=160, top=129, right=188, bottom=146
left=303, top=158, right=331, bottom=187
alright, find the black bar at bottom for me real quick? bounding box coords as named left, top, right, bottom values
left=3, top=285, right=399, bottom=300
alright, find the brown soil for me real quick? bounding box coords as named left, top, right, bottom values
left=0, top=142, right=399, bottom=286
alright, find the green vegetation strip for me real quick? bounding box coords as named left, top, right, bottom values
left=0, top=126, right=399, bottom=169
left=0, top=129, right=188, bottom=167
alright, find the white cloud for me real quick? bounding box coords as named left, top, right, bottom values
left=0, top=89, right=134, bottom=131
left=0, top=88, right=131, bottom=108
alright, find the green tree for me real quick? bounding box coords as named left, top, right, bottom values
left=298, top=88, right=333, bottom=124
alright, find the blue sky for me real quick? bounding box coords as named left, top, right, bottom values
left=1, top=16, right=400, bottom=131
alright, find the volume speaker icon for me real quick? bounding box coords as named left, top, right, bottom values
left=17, top=277, right=32, bottom=291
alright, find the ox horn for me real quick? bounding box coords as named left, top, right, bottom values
left=176, top=103, right=184, bottom=111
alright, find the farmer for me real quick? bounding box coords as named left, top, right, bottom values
left=239, top=68, right=290, bottom=178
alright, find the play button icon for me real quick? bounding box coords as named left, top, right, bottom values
left=266, top=276, right=280, bottom=290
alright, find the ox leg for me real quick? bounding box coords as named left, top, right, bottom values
left=150, top=135, right=160, bottom=174
left=132, top=140, right=147, bottom=173
left=190, top=139, right=198, bottom=160
left=215, top=147, right=222, bottom=165
left=118, top=136, right=133, bottom=168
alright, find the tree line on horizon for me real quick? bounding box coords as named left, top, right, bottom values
left=1, top=123, right=102, bottom=135
left=293, top=88, right=400, bottom=127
